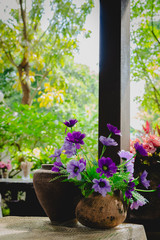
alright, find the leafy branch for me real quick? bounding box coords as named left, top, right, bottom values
left=150, top=0, right=160, bottom=44
left=142, top=66, right=160, bottom=111
left=0, top=38, right=18, bottom=68
left=19, top=0, right=28, bottom=41
left=30, top=70, right=49, bottom=103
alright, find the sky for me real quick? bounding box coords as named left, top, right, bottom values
left=74, top=0, right=99, bottom=73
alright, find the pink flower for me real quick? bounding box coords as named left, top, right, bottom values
left=149, top=135, right=160, bottom=147
left=130, top=139, right=141, bottom=154
left=0, top=160, right=12, bottom=170
left=142, top=121, right=151, bottom=134
left=143, top=140, right=156, bottom=154
left=0, top=161, right=6, bottom=169
left=6, top=160, right=12, bottom=170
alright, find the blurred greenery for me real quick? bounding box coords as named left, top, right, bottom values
left=0, top=93, right=98, bottom=172
left=131, top=0, right=160, bottom=126
left=0, top=0, right=98, bottom=175
left=0, top=60, right=98, bottom=174
left=2, top=206, right=10, bottom=217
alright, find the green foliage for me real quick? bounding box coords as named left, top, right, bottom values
left=131, top=0, right=160, bottom=123
left=2, top=206, right=10, bottom=217
left=63, top=60, right=98, bottom=106
left=0, top=102, right=98, bottom=171
left=0, top=68, right=15, bottom=98
left=131, top=191, right=148, bottom=204
left=0, top=103, right=63, bottom=169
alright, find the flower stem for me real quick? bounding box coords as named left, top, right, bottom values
left=135, top=188, right=156, bottom=192
left=81, top=171, right=92, bottom=183
left=100, top=145, right=106, bottom=159
left=81, top=148, right=89, bottom=161
left=108, top=133, right=112, bottom=138
left=118, top=154, right=136, bottom=169
left=99, top=133, right=112, bottom=159
left=84, top=142, right=97, bottom=162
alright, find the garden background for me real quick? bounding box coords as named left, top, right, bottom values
left=0, top=0, right=159, bottom=177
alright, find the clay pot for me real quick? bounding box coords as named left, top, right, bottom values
left=33, top=164, right=82, bottom=225
left=76, top=193, right=127, bottom=229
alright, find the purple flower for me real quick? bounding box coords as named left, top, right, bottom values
left=61, top=140, right=76, bottom=158
left=49, top=149, right=62, bottom=162
left=66, top=159, right=86, bottom=180
left=79, top=158, right=86, bottom=167
left=63, top=119, right=78, bottom=127
left=140, top=170, right=150, bottom=189
left=63, top=119, right=78, bottom=133
left=134, top=142, right=148, bottom=156
left=130, top=200, right=146, bottom=210
left=66, top=131, right=86, bottom=149
left=107, top=123, right=121, bottom=136
left=52, top=161, right=63, bottom=172
left=92, top=178, right=111, bottom=197
left=125, top=160, right=134, bottom=176
left=125, top=180, right=135, bottom=199
left=96, top=157, right=117, bottom=178
left=118, top=150, right=134, bottom=161
left=118, top=150, right=135, bottom=176
left=99, top=136, right=118, bottom=146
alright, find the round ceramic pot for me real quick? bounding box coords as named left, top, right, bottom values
left=76, top=193, right=127, bottom=229
left=33, top=164, right=82, bottom=225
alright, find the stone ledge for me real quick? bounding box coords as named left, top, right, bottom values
left=0, top=217, right=147, bottom=240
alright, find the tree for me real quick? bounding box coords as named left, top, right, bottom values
left=0, top=0, right=94, bottom=105
left=38, top=58, right=98, bottom=108
left=131, top=0, right=160, bottom=123
left=0, top=60, right=99, bottom=171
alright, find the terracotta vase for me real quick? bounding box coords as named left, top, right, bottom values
left=2, top=170, right=8, bottom=179
left=33, top=164, right=82, bottom=225
left=76, top=193, right=127, bottom=229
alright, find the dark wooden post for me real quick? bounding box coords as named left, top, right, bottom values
left=99, top=0, right=130, bottom=163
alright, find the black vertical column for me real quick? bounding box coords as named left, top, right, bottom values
left=99, top=0, right=130, bottom=163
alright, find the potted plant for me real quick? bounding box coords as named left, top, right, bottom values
left=0, top=160, right=12, bottom=178
left=129, top=121, right=160, bottom=229
left=34, top=119, right=158, bottom=228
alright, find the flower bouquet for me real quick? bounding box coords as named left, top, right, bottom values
left=50, top=119, right=158, bottom=228
left=131, top=121, right=160, bottom=167
left=0, top=160, right=12, bottom=178
left=129, top=121, right=160, bottom=223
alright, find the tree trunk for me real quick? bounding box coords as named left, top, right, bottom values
left=18, top=0, right=31, bottom=105
left=18, top=58, right=31, bottom=105
left=21, top=79, right=31, bottom=105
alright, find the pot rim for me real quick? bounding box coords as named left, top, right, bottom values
left=41, top=164, right=53, bottom=170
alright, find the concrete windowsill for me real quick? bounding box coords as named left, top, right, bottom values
left=0, top=216, right=147, bottom=240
